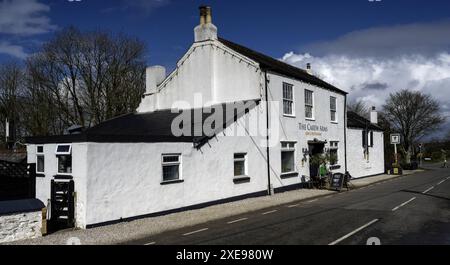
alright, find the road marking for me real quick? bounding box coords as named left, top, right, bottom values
left=307, top=199, right=318, bottom=203
left=392, top=197, right=416, bottom=212
left=262, top=210, right=278, bottom=215
left=328, top=219, right=379, bottom=245
left=437, top=179, right=446, bottom=185
left=227, top=218, right=248, bottom=224
left=287, top=204, right=300, bottom=208
left=144, top=242, right=156, bottom=245
left=423, top=186, right=435, bottom=194
left=182, top=228, right=209, bottom=236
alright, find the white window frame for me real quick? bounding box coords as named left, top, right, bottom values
left=161, top=154, right=182, bottom=183
left=329, top=141, right=339, bottom=165
left=36, top=145, right=45, bottom=174
left=305, top=90, right=315, bottom=120
left=330, top=96, right=338, bottom=123
left=55, top=144, right=72, bottom=156
left=281, top=141, right=297, bottom=175
left=55, top=144, right=72, bottom=175
left=282, top=82, right=295, bottom=117
left=233, top=153, right=248, bottom=177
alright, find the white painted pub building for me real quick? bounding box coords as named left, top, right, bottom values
left=26, top=7, right=384, bottom=229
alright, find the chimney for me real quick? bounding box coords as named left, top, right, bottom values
left=306, top=63, right=313, bottom=75
left=370, top=106, right=378, bottom=124
left=194, top=6, right=218, bottom=42
left=146, top=66, right=166, bottom=94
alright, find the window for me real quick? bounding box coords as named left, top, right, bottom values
left=281, top=142, right=296, bottom=174
left=329, top=141, right=339, bottom=165
left=36, top=146, right=44, bottom=174
left=330, top=96, right=337, bottom=122
left=162, top=154, right=181, bottom=182
left=234, top=153, right=247, bottom=176
left=55, top=144, right=72, bottom=174
left=305, top=90, right=314, bottom=119
left=283, top=83, right=294, bottom=116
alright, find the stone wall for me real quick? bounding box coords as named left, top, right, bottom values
left=0, top=211, right=42, bottom=243
left=0, top=199, right=44, bottom=243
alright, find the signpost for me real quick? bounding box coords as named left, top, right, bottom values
left=390, top=134, right=401, bottom=175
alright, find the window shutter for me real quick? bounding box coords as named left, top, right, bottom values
left=370, top=131, right=374, bottom=147
left=362, top=130, right=366, bottom=147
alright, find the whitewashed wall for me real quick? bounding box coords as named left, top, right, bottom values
left=266, top=72, right=347, bottom=188
left=27, top=143, right=88, bottom=228
left=138, top=40, right=262, bottom=113
left=84, top=105, right=269, bottom=227
left=346, top=129, right=385, bottom=178
left=0, top=211, right=41, bottom=243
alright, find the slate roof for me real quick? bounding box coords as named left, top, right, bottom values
left=25, top=100, right=260, bottom=146
left=218, top=38, right=347, bottom=95
left=347, top=111, right=383, bottom=131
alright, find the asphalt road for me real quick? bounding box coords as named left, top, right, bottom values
left=125, top=164, right=450, bottom=245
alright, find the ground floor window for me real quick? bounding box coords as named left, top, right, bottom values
left=281, top=142, right=296, bottom=174
left=56, top=144, right=72, bottom=174
left=234, top=153, right=247, bottom=176
left=36, top=145, right=44, bottom=174
left=329, top=141, right=339, bottom=165
left=162, top=154, right=181, bottom=182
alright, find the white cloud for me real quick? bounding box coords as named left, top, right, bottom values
left=282, top=52, right=450, bottom=109
left=102, top=0, right=170, bottom=16
left=302, top=20, right=450, bottom=57
left=0, top=0, right=56, bottom=35
left=0, top=41, right=28, bottom=59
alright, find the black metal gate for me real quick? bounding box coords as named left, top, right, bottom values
left=50, top=180, right=75, bottom=228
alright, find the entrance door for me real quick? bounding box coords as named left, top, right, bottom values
left=50, top=180, right=75, bottom=229
left=309, top=143, right=325, bottom=178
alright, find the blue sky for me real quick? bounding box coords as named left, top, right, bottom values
left=1, top=0, right=450, bottom=138
left=1, top=0, right=450, bottom=67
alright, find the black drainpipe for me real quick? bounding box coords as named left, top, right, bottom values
left=264, top=70, right=272, bottom=195
left=344, top=94, right=348, bottom=174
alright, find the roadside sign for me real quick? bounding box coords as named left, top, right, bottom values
left=330, top=173, right=345, bottom=192
left=390, top=134, right=401, bottom=145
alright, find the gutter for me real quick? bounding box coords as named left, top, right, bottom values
left=344, top=95, right=348, bottom=174
left=264, top=71, right=272, bottom=195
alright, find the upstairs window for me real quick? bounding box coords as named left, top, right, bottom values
left=305, top=90, right=314, bottom=119
left=162, top=154, right=181, bottom=182
left=36, top=146, right=44, bottom=174
left=330, top=96, right=337, bottom=122
left=234, top=153, right=247, bottom=176
left=283, top=83, right=294, bottom=116
left=55, top=144, right=72, bottom=175
left=281, top=142, right=296, bottom=174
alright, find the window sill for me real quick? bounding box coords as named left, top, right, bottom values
left=53, top=174, right=73, bottom=180
left=36, top=173, right=45, bottom=178
left=160, top=179, right=184, bottom=185
left=233, top=176, right=251, bottom=184
left=331, top=121, right=338, bottom=124
left=283, top=114, right=296, bottom=118
left=305, top=118, right=316, bottom=121
left=280, top=172, right=299, bottom=179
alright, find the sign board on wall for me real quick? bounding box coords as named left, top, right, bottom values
left=390, top=134, right=401, bottom=145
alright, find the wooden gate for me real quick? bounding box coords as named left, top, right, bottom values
left=50, top=180, right=75, bottom=228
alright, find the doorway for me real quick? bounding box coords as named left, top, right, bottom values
left=308, top=142, right=325, bottom=178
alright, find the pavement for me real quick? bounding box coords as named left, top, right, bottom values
left=5, top=167, right=436, bottom=245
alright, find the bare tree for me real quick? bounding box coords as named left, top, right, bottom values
left=382, top=89, right=445, bottom=163
left=347, top=99, right=370, bottom=118
left=0, top=62, right=26, bottom=145
left=26, top=27, right=146, bottom=133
